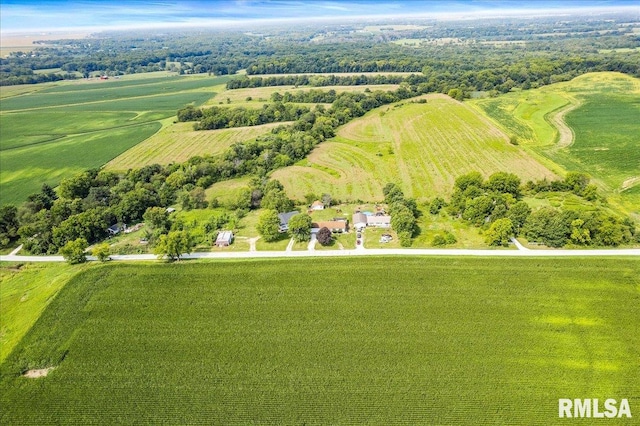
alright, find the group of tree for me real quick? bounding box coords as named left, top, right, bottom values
left=177, top=102, right=311, bottom=130
left=383, top=183, right=420, bottom=247
left=226, top=74, right=408, bottom=89
left=444, top=171, right=637, bottom=247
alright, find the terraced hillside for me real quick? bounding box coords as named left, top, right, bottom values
left=272, top=94, right=557, bottom=202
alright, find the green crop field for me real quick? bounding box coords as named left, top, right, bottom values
left=470, top=72, right=640, bottom=214
left=0, top=258, right=638, bottom=424
left=107, top=121, right=289, bottom=170
left=272, top=94, right=557, bottom=202
left=0, top=75, right=230, bottom=205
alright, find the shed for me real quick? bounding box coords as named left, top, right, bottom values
left=215, top=231, right=234, bottom=247
left=311, top=200, right=325, bottom=210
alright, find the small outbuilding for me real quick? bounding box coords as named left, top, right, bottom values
left=215, top=231, right=234, bottom=247
left=107, top=223, right=125, bottom=236
left=311, top=200, right=325, bottom=210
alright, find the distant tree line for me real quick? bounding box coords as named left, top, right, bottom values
left=226, top=74, right=409, bottom=89
left=3, top=21, right=639, bottom=88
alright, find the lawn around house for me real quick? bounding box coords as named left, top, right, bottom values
left=0, top=258, right=638, bottom=425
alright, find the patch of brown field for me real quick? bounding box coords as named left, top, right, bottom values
left=23, top=367, right=56, bottom=378
left=1, top=31, right=91, bottom=56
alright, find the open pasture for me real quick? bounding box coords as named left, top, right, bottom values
left=1, top=257, right=638, bottom=424
left=273, top=95, right=556, bottom=202
left=107, top=121, right=287, bottom=170
left=0, top=75, right=230, bottom=205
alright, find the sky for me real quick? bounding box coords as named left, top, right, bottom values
left=1, top=0, right=639, bottom=33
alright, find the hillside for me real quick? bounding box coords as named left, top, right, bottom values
left=470, top=72, right=640, bottom=216
left=272, top=94, right=557, bottom=202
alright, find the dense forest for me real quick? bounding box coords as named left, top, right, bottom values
left=2, top=14, right=639, bottom=87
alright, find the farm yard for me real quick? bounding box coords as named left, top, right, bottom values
left=273, top=95, right=557, bottom=202
left=1, top=257, right=638, bottom=424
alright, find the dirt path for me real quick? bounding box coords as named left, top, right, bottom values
left=549, top=97, right=582, bottom=151
left=248, top=237, right=260, bottom=252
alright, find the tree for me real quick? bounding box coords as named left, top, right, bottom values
left=485, top=218, right=514, bottom=246
left=321, top=193, right=332, bottom=207
left=454, top=171, right=484, bottom=192
left=506, top=201, right=531, bottom=234
left=383, top=183, right=404, bottom=205
left=288, top=213, right=312, bottom=242
left=143, top=207, right=170, bottom=232
left=261, top=188, right=294, bottom=213
left=429, top=197, right=446, bottom=215
left=154, top=230, right=194, bottom=261
left=485, top=172, right=521, bottom=198
left=0, top=204, right=19, bottom=247
left=60, top=238, right=88, bottom=264
left=391, top=204, right=416, bottom=235
left=257, top=209, right=281, bottom=242
left=316, top=227, right=333, bottom=246
left=92, top=242, right=111, bottom=262
left=564, top=172, right=590, bottom=195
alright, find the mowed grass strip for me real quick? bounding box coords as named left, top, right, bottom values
left=0, top=258, right=637, bottom=425
left=274, top=94, right=556, bottom=202
left=107, top=121, right=289, bottom=170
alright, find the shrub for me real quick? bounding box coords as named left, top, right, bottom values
left=60, top=238, right=88, bottom=264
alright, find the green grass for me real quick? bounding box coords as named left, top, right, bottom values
left=471, top=72, right=640, bottom=211
left=0, top=262, right=82, bottom=363
left=0, top=122, right=161, bottom=206
left=0, top=74, right=231, bottom=205
left=272, top=95, right=557, bottom=203
left=0, top=258, right=638, bottom=424
left=561, top=95, right=640, bottom=190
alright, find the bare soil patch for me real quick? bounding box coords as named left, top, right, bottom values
left=23, top=367, right=56, bottom=378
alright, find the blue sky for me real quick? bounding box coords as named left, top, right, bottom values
left=1, top=1, right=638, bottom=33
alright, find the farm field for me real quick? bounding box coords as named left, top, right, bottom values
left=107, top=121, right=288, bottom=170
left=470, top=72, right=640, bottom=214
left=272, top=94, right=557, bottom=202
left=1, top=258, right=638, bottom=424
left=0, top=74, right=230, bottom=205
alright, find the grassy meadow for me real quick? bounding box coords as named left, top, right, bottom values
left=1, top=258, right=638, bottom=425
left=0, top=74, right=230, bottom=205
left=0, top=262, right=83, bottom=363
left=272, top=94, right=557, bottom=203
left=471, top=72, right=640, bottom=215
